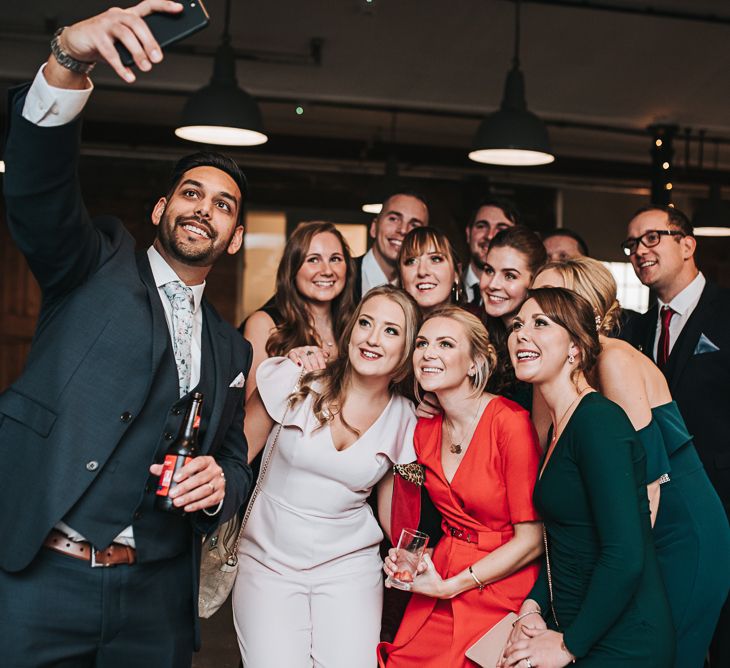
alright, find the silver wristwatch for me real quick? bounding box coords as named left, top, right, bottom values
left=51, top=27, right=96, bottom=75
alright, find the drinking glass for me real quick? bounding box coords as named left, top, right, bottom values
left=386, top=528, right=429, bottom=591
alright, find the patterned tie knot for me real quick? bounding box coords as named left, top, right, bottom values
left=162, top=280, right=194, bottom=314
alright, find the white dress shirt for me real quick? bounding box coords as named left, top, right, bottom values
left=653, top=272, right=706, bottom=361
left=23, top=64, right=209, bottom=547
left=361, top=248, right=396, bottom=295
left=464, top=264, right=481, bottom=303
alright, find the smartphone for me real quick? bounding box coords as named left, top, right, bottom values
left=115, top=0, right=210, bottom=67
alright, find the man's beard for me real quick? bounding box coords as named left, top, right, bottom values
left=157, top=212, right=231, bottom=267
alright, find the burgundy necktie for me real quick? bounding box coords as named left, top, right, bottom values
left=656, top=305, right=675, bottom=368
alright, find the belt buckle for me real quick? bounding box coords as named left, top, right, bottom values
left=90, top=550, right=112, bottom=568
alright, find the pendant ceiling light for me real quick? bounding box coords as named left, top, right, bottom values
left=469, top=0, right=554, bottom=167
left=692, top=183, right=730, bottom=237
left=175, top=0, right=267, bottom=146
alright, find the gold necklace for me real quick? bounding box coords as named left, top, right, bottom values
left=445, top=396, right=484, bottom=455
left=550, top=387, right=590, bottom=446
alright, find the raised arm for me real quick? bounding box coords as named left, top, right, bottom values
left=242, top=310, right=277, bottom=402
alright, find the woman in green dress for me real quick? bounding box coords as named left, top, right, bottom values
left=532, top=258, right=730, bottom=668
left=501, top=287, right=674, bottom=667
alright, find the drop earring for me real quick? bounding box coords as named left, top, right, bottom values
left=568, top=353, right=575, bottom=364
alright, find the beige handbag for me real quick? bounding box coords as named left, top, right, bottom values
left=198, top=372, right=301, bottom=618
left=465, top=612, right=518, bottom=667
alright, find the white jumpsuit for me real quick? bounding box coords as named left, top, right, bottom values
left=232, top=358, right=417, bottom=668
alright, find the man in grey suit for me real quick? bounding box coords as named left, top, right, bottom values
left=0, top=2, right=252, bottom=666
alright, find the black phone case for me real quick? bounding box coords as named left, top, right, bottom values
left=116, top=0, right=210, bottom=67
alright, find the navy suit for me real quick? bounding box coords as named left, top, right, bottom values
left=0, top=85, right=252, bottom=665
left=626, top=280, right=730, bottom=666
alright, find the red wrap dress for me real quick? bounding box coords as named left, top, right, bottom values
left=379, top=396, right=541, bottom=668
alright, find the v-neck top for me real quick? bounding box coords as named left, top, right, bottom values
left=241, top=357, right=417, bottom=572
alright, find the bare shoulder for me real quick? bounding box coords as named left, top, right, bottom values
left=243, top=310, right=277, bottom=339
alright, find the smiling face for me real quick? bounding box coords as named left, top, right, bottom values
left=294, top=232, right=347, bottom=304
left=400, top=246, right=456, bottom=310
left=480, top=246, right=533, bottom=321
left=370, top=194, right=429, bottom=266
left=508, top=298, right=578, bottom=386
left=348, top=294, right=408, bottom=381
left=626, top=209, right=696, bottom=301
left=466, top=205, right=515, bottom=270
left=153, top=165, right=243, bottom=266
left=413, top=316, right=475, bottom=394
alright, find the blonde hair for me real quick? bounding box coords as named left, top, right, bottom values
left=535, top=257, right=621, bottom=336
left=290, top=285, right=421, bottom=434
left=420, top=305, right=498, bottom=397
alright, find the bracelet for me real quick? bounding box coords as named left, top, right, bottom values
left=468, top=565, right=485, bottom=591
left=202, top=498, right=224, bottom=516
left=512, top=610, right=542, bottom=627
left=51, top=28, right=96, bottom=75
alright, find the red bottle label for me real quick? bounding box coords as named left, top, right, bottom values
left=156, top=454, right=192, bottom=497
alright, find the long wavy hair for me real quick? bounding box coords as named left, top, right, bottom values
left=534, top=258, right=622, bottom=337
left=266, top=221, right=357, bottom=356
left=290, top=285, right=421, bottom=434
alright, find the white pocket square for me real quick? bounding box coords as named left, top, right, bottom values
left=229, top=372, right=246, bottom=388
left=694, top=333, right=720, bottom=355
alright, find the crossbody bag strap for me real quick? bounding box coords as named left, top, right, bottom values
left=230, top=371, right=304, bottom=559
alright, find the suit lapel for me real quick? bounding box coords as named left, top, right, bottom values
left=199, top=299, right=230, bottom=454
left=664, top=283, right=716, bottom=393
left=135, top=252, right=171, bottom=375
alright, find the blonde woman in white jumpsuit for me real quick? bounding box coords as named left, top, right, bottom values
left=233, top=286, right=421, bottom=668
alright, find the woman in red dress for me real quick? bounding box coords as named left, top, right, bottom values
left=379, top=306, right=543, bottom=668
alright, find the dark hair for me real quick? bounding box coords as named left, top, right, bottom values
left=266, top=222, right=357, bottom=357
left=379, top=189, right=431, bottom=217
left=541, top=228, right=590, bottom=256
left=488, top=226, right=547, bottom=276
left=631, top=205, right=694, bottom=237
left=167, top=152, right=248, bottom=225
left=397, top=227, right=465, bottom=306
left=526, top=287, right=601, bottom=382
left=468, top=196, right=521, bottom=229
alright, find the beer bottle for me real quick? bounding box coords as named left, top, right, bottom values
left=155, top=392, right=203, bottom=514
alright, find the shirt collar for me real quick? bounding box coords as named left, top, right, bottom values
left=147, top=246, right=205, bottom=314
left=362, top=248, right=394, bottom=287
left=659, top=271, right=705, bottom=317
left=464, top=264, right=480, bottom=290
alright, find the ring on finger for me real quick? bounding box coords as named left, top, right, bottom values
left=208, top=482, right=215, bottom=492
left=305, top=350, right=314, bottom=356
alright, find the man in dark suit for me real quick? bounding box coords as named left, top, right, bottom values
left=354, top=190, right=429, bottom=300
left=0, top=3, right=252, bottom=666
left=623, top=204, right=730, bottom=665
left=463, top=196, right=520, bottom=305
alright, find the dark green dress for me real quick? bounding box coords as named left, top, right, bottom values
left=529, top=393, right=674, bottom=666
left=638, top=401, right=730, bottom=668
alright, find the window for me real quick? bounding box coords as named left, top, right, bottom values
left=602, top=261, right=650, bottom=313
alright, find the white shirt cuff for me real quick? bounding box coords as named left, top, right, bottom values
left=22, top=63, right=93, bottom=127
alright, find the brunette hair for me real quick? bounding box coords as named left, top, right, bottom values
left=468, top=196, right=521, bottom=228
left=290, top=285, right=421, bottom=434
left=266, top=222, right=357, bottom=357
left=525, top=287, right=601, bottom=382
left=541, top=228, right=589, bottom=256
left=421, top=305, right=498, bottom=396
left=535, top=258, right=621, bottom=336
left=632, top=204, right=694, bottom=237
left=397, top=227, right=465, bottom=305
left=488, top=226, right=547, bottom=276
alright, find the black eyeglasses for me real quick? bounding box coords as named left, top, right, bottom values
left=621, top=230, right=684, bottom=256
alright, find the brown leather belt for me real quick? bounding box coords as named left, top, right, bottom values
left=43, top=529, right=136, bottom=567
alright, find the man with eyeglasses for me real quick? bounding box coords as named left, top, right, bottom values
left=623, top=204, right=730, bottom=666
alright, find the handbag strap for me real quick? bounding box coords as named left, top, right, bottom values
left=542, top=524, right=560, bottom=629
left=226, top=371, right=303, bottom=563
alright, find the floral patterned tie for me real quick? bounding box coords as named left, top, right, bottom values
left=162, top=280, right=195, bottom=396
